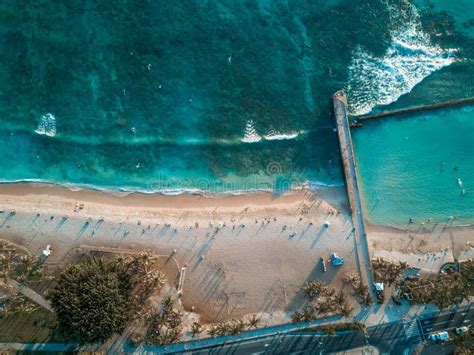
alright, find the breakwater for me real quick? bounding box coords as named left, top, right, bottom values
left=353, top=97, right=474, bottom=124
left=332, top=91, right=375, bottom=297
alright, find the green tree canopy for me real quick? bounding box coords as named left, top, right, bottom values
left=48, top=257, right=132, bottom=344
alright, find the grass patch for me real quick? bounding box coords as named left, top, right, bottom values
left=0, top=308, right=57, bottom=343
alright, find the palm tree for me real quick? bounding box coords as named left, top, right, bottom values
left=141, top=251, right=157, bottom=273
left=168, top=327, right=181, bottom=343
left=17, top=254, right=42, bottom=283
left=166, top=309, right=183, bottom=329
left=147, top=270, right=166, bottom=288
left=302, top=307, right=315, bottom=322
left=115, top=255, right=128, bottom=269
left=355, top=284, right=368, bottom=299
left=302, top=280, right=327, bottom=299
left=2, top=293, right=38, bottom=316
left=191, top=322, right=203, bottom=337
left=158, top=331, right=173, bottom=345
left=302, top=282, right=316, bottom=298
left=162, top=295, right=174, bottom=311
left=316, top=300, right=331, bottom=316
left=455, top=346, right=473, bottom=355
left=246, top=314, right=261, bottom=329
left=230, top=319, right=246, bottom=335
left=216, top=321, right=230, bottom=336
left=334, top=291, right=347, bottom=305
left=324, top=287, right=336, bottom=298
left=339, top=301, right=354, bottom=319
left=343, top=273, right=360, bottom=287
left=133, top=303, right=154, bottom=322
left=0, top=250, right=17, bottom=282
left=207, top=325, right=218, bottom=337
left=291, top=311, right=304, bottom=323
left=364, top=293, right=374, bottom=306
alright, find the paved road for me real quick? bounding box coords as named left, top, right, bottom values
left=419, top=307, right=473, bottom=335
left=0, top=307, right=470, bottom=353
left=179, top=306, right=472, bottom=354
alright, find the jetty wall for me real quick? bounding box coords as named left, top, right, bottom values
left=356, top=96, right=474, bottom=122
left=332, top=91, right=374, bottom=296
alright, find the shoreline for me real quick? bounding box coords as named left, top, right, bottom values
left=0, top=178, right=344, bottom=197
left=366, top=222, right=474, bottom=272
left=0, top=181, right=356, bottom=325
left=365, top=219, right=474, bottom=234
left=1, top=181, right=472, bottom=225
left=1, top=182, right=471, bottom=260
left=0, top=181, right=350, bottom=215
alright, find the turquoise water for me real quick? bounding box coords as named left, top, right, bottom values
left=353, top=105, right=474, bottom=226
left=0, top=1, right=473, bottom=221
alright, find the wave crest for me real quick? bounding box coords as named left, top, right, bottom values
left=347, top=3, right=457, bottom=115
left=241, top=120, right=262, bottom=143
left=35, top=113, right=57, bottom=137
left=241, top=121, right=304, bottom=143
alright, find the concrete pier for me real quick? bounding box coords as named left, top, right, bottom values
left=355, top=96, right=474, bottom=123
left=332, top=91, right=375, bottom=298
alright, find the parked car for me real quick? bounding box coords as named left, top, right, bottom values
left=455, top=326, right=470, bottom=335
left=428, top=331, right=449, bottom=342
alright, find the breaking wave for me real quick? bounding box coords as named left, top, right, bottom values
left=35, top=113, right=57, bottom=137
left=241, top=120, right=262, bottom=143
left=264, top=132, right=302, bottom=140
left=347, top=3, right=457, bottom=115
left=241, top=121, right=304, bottom=143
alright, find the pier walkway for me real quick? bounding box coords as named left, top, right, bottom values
left=354, top=96, right=474, bottom=123
left=332, top=91, right=375, bottom=299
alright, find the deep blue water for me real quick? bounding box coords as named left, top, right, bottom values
left=0, top=0, right=473, bottom=221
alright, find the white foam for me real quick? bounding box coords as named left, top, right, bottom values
left=35, top=113, right=57, bottom=137
left=241, top=120, right=262, bottom=143
left=348, top=3, right=457, bottom=115
left=264, top=132, right=301, bottom=140
left=242, top=122, right=304, bottom=143
left=0, top=178, right=344, bottom=196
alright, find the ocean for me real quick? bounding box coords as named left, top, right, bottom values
left=0, top=1, right=473, bottom=222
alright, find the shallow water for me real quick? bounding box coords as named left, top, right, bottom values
left=353, top=105, right=474, bottom=226
left=0, top=1, right=473, bottom=221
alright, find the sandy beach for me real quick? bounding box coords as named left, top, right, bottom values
left=366, top=223, right=474, bottom=274
left=0, top=183, right=472, bottom=327
left=0, top=183, right=357, bottom=326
